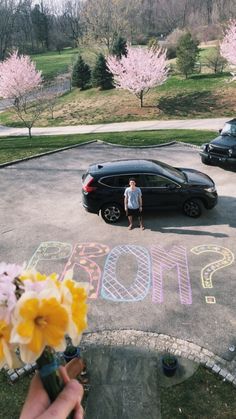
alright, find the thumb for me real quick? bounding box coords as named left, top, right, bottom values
left=38, top=379, right=83, bottom=419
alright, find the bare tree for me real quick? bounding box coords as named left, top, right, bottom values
left=13, top=0, right=35, bottom=53
left=56, top=0, right=84, bottom=47
left=204, top=46, right=227, bottom=73
left=82, top=0, right=129, bottom=50
left=0, top=0, right=19, bottom=60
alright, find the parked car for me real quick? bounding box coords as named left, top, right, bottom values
left=200, top=118, right=236, bottom=167
left=82, top=159, right=218, bottom=223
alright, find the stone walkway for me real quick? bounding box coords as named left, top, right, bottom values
left=82, top=330, right=236, bottom=387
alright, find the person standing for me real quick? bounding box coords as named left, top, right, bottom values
left=124, top=178, right=144, bottom=230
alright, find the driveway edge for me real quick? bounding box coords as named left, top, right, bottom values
left=0, top=140, right=200, bottom=168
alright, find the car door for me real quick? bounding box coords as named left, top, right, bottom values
left=142, top=174, right=182, bottom=210
left=114, top=174, right=147, bottom=207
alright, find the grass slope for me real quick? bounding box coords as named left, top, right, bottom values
left=1, top=72, right=235, bottom=128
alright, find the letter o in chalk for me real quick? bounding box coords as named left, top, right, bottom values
left=101, top=245, right=151, bottom=302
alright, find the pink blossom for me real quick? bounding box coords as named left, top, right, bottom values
left=220, top=20, right=236, bottom=80
left=23, top=278, right=55, bottom=293
left=0, top=51, right=42, bottom=100
left=106, top=46, right=168, bottom=106
left=0, top=281, right=16, bottom=323
left=0, top=262, right=24, bottom=282
left=0, top=263, right=24, bottom=322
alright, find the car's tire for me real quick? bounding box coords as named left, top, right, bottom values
left=201, top=156, right=211, bottom=165
left=101, top=203, right=122, bottom=223
left=183, top=199, right=203, bottom=218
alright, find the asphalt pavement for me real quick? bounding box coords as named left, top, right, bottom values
left=1, top=136, right=236, bottom=418
left=0, top=68, right=235, bottom=415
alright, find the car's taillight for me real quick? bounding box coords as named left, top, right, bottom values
left=82, top=177, right=97, bottom=193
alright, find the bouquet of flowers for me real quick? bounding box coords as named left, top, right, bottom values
left=0, top=262, right=88, bottom=403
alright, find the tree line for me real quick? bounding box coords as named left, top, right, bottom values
left=1, top=19, right=236, bottom=137
left=1, top=0, right=236, bottom=60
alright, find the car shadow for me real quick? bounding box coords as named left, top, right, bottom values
left=114, top=195, right=236, bottom=235
left=209, top=164, right=236, bottom=173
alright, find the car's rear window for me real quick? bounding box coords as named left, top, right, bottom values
left=99, top=176, right=116, bottom=187
left=154, top=161, right=185, bottom=183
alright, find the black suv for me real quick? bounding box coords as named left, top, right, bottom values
left=82, top=159, right=218, bottom=223
left=200, top=118, right=236, bottom=167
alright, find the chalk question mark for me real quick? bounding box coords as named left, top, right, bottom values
left=191, top=245, right=234, bottom=303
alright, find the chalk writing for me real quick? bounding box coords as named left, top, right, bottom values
left=101, top=245, right=151, bottom=302
left=191, top=245, right=234, bottom=288
left=26, top=241, right=73, bottom=270
left=61, top=243, right=110, bottom=299
left=191, top=244, right=234, bottom=304
left=205, top=296, right=216, bottom=304
left=151, top=245, right=192, bottom=304
left=26, top=241, right=235, bottom=305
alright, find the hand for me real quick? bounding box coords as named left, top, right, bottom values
left=20, top=362, right=84, bottom=419
left=139, top=206, right=142, bottom=212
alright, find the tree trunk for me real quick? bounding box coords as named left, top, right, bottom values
left=28, top=126, right=32, bottom=139
left=140, top=91, right=144, bottom=108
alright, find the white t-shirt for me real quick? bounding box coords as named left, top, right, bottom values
left=124, top=187, right=142, bottom=209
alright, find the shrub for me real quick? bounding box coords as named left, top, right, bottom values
left=72, top=55, right=91, bottom=90
left=92, top=53, right=113, bottom=90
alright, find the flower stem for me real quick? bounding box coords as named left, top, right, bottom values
left=36, top=348, right=75, bottom=419
left=36, top=347, right=62, bottom=402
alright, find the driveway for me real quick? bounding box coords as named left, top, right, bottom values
left=1, top=142, right=235, bottom=358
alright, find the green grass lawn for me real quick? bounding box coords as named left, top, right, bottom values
left=0, top=366, right=235, bottom=418
left=30, top=45, right=107, bottom=80
left=161, top=366, right=236, bottom=418
left=29, top=44, right=218, bottom=81
left=31, top=48, right=79, bottom=80
left=0, top=130, right=215, bottom=165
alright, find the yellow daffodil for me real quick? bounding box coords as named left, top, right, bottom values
left=0, top=319, right=12, bottom=368
left=20, top=270, right=60, bottom=294
left=61, top=279, right=87, bottom=346
left=11, top=290, right=69, bottom=363
left=20, top=270, right=47, bottom=282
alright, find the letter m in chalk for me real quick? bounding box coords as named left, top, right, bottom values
left=151, top=245, right=192, bottom=305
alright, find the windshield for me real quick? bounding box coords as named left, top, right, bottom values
left=221, top=122, right=236, bottom=137
left=154, top=161, right=186, bottom=183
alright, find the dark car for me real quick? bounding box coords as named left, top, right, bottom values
left=200, top=118, right=236, bottom=167
left=82, top=159, right=218, bottom=223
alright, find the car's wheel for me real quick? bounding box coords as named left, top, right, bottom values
left=101, top=203, right=122, bottom=223
left=183, top=199, right=203, bottom=218
left=201, top=156, right=210, bottom=165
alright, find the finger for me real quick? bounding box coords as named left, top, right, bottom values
left=74, top=403, right=84, bottom=419
left=59, top=367, right=84, bottom=419
left=20, top=373, right=50, bottom=419
left=59, top=365, right=70, bottom=384
left=59, top=369, right=84, bottom=404
left=38, top=379, right=83, bottom=419
left=64, top=358, right=85, bottom=379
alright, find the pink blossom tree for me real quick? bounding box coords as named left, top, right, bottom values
left=0, top=51, right=43, bottom=138
left=220, top=20, right=236, bottom=80
left=106, top=46, right=168, bottom=107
